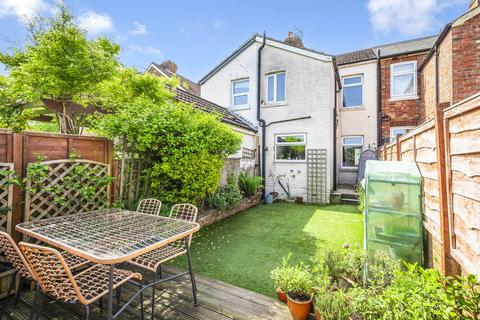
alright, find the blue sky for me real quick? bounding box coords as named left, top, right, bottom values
left=0, top=0, right=470, bottom=82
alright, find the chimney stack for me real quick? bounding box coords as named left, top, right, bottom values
left=160, top=60, right=178, bottom=74
left=284, top=31, right=304, bottom=48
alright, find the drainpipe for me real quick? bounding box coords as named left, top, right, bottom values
left=332, top=57, right=339, bottom=190
left=376, top=49, right=382, bottom=147
left=434, top=45, right=439, bottom=105
left=257, top=32, right=267, bottom=192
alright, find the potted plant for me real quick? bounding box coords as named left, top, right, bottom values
left=313, top=289, right=352, bottom=320
left=283, top=263, right=314, bottom=320
left=271, top=256, right=293, bottom=303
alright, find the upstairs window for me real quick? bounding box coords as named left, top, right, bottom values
left=275, top=134, right=306, bottom=161
left=232, top=79, right=249, bottom=108
left=266, top=72, right=286, bottom=103
left=342, top=136, right=363, bottom=168
left=391, top=61, right=417, bottom=99
left=342, top=75, right=363, bottom=108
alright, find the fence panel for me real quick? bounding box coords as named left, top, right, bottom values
left=0, top=163, right=14, bottom=234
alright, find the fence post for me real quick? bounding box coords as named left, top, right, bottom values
left=434, top=103, right=454, bottom=275
left=396, top=135, right=402, bottom=161
left=11, top=133, right=23, bottom=243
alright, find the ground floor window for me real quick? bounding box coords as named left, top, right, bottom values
left=275, top=134, right=306, bottom=161
left=342, top=136, right=363, bottom=168
left=390, top=126, right=414, bottom=143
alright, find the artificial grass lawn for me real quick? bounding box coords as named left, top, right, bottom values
left=172, top=202, right=363, bottom=298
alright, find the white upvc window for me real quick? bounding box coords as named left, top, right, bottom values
left=390, top=61, right=417, bottom=99
left=266, top=72, right=286, bottom=104
left=342, top=75, right=363, bottom=108
left=390, top=126, right=414, bottom=143
left=231, top=78, right=249, bottom=108
left=342, top=136, right=363, bottom=169
left=275, top=134, right=306, bottom=162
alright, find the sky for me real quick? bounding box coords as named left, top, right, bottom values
left=0, top=0, right=471, bottom=82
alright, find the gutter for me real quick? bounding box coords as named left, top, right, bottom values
left=376, top=49, right=382, bottom=147
left=419, top=23, right=452, bottom=71
left=265, top=116, right=311, bottom=127
left=257, top=32, right=267, bottom=192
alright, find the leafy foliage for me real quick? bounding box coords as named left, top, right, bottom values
left=237, top=172, right=263, bottom=198
left=0, top=75, right=34, bottom=132
left=270, top=254, right=313, bottom=301
left=206, top=173, right=242, bottom=211
left=314, top=288, right=352, bottom=320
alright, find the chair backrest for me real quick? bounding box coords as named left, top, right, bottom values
left=169, top=203, right=198, bottom=222
left=0, top=232, right=35, bottom=280
left=19, top=242, right=82, bottom=304
left=137, top=198, right=162, bottom=216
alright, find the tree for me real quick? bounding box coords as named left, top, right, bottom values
left=0, top=75, right=33, bottom=132
left=0, top=5, right=120, bottom=134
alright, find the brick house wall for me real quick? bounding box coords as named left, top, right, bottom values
left=423, top=57, right=436, bottom=118
left=380, top=53, right=427, bottom=144
left=452, top=11, right=480, bottom=104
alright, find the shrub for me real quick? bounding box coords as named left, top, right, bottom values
left=271, top=256, right=313, bottom=301
left=238, top=172, right=263, bottom=198
left=314, top=289, right=353, bottom=320
left=355, top=184, right=365, bottom=213
left=206, top=173, right=242, bottom=211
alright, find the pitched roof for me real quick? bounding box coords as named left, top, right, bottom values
left=150, top=62, right=201, bottom=96
left=174, top=89, right=257, bottom=132
left=199, top=34, right=332, bottom=84
left=336, top=35, right=439, bottom=66
left=336, top=48, right=376, bottom=66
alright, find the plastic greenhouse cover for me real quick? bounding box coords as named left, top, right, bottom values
left=365, top=160, right=421, bottom=185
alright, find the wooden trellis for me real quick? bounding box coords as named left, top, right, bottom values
left=307, top=149, right=328, bottom=204
left=0, top=162, right=14, bottom=235
left=24, top=159, right=111, bottom=223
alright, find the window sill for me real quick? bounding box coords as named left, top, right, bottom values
left=275, top=160, right=306, bottom=163
left=231, top=105, right=250, bottom=111
left=340, top=106, right=365, bottom=111
left=389, top=95, right=419, bottom=102
left=340, top=167, right=358, bottom=172
left=263, top=102, right=287, bottom=108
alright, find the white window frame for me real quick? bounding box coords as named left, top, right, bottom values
left=231, top=78, right=249, bottom=109
left=390, top=61, right=417, bottom=100
left=341, top=136, right=364, bottom=169
left=274, top=133, right=306, bottom=162
left=390, top=126, right=414, bottom=143
left=266, top=71, right=286, bottom=104
left=342, top=74, right=363, bottom=108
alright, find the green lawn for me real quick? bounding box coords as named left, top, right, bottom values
left=173, top=202, right=363, bottom=298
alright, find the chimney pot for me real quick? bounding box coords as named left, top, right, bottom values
left=284, top=31, right=304, bottom=49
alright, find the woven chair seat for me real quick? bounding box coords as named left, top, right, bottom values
left=74, top=264, right=142, bottom=304
left=129, top=242, right=186, bottom=273
left=61, top=251, right=89, bottom=270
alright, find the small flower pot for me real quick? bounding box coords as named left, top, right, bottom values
left=287, top=295, right=313, bottom=320
left=276, top=288, right=287, bottom=303
left=270, top=191, right=279, bottom=199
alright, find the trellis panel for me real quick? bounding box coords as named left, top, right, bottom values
left=0, top=162, right=14, bottom=234
left=24, top=159, right=111, bottom=224
left=307, top=149, right=328, bottom=204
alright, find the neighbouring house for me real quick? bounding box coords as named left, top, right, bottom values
left=419, top=2, right=480, bottom=118
left=199, top=33, right=337, bottom=203
left=336, top=49, right=378, bottom=187
left=145, top=61, right=258, bottom=183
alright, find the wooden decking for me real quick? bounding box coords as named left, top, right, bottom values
left=0, top=266, right=291, bottom=320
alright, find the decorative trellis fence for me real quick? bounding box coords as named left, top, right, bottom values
left=0, top=162, right=14, bottom=234
left=24, top=159, right=111, bottom=223
left=307, top=149, right=328, bottom=204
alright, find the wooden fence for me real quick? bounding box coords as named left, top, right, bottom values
left=0, top=130, right=114, bottom=242
left=378, top=92, right=480, bottom=276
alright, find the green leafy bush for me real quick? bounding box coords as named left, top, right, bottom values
left=314, top=289, right=352, bottom=320
left=271, top=256, right=313, bottom=301
left=356, top=184, right=365, bottom=213
left=206, top=173, right=242, bottom=211
left=238, top=172, right=263, bottom=198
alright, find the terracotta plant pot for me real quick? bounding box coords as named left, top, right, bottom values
left=276, top=288, right=287, bottom=303
left=286, top=294, right=313, bottom=320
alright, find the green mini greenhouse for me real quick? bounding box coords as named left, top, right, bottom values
left=363, top=160, right=423, bottom=265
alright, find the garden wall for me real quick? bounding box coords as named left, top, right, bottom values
left=0, top=130, right=114, bottom=242
left=378, top=92, right=480, bottom=276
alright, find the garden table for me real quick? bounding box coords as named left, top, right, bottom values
left=16, top=208, right=200, bottom=320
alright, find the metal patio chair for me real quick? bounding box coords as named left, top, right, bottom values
left=0, top=232, right=89, bottom=319
left=137, top=198, right=162, bottom=216
left=128, top=203, right=199, bottom=319
left=19, top=242, right=144, bottom=320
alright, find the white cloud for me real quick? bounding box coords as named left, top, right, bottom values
left=212, top=19, right=225, bottom=30
left=128, top=45, right=163, bottom=57
left=78, top=11, right=114, bottom=34
left=0, top=0, right=49, bottom=23
left=129, top=21, right=147, bottom=35
left=367, top=0, right=468, bottom=35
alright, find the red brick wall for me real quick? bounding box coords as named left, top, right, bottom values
left=380, top=53, right=428, bottom=144
left=452, top=12, right=480, bottom=104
